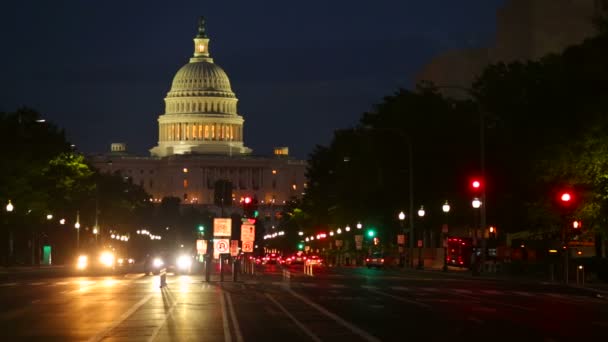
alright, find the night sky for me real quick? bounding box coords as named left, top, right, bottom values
left=1, top=0, right=505, bottom=159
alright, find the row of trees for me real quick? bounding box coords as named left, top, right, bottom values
left=275, top=27, right=608, bottom=253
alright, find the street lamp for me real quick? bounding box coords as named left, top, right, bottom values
left=75, top=211, right=80, bottom=250
left=417, top=206, right=425, bottom=269
left=442, top=201, right=450, bottom=272
left=471, top=198, right=482, bottom=276
left=46, top=214, right=53, bottom=220
left=6, top=200, right=14, bottom=264
left=6, top=200, right=13, bottom=212
left=356, top=222, right=362, bottom=229
left=345, top=225, right=351, bottom=232
left=472, top=198, right=482, bottom=209
left=398, top=211, right=406, bottom=267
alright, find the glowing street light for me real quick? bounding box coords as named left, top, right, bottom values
left=472, top=198, right=482, bottom=209
left=356, top=222, right=362, bottom=229
left=442, top=201, right=450, bottom=213
left=46, top=214, right=53, bottom=220
left=417, top=206, right=425, bottom=217
left=6, top=200, right=14, bottom=212
left=59, top=218, right=66, bottom=225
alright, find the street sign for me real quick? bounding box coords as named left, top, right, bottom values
left=242, top=240, right=254, bottom=253
left=196, top=239, right=207, bottom=254
left=214, top=218, right=232, bottom=237
left=355, top=240, right=362, bottom=250
left=335, top=240, right=343, bottom=247
left=397, top=234, right=405, bottom=245
left=240, top=224, right=255, bottom=241
left=230, top=240, right=239, bottom=256
left=355, top=235, right=363, bottom=243
left=214, top=239, right=230, bottom=259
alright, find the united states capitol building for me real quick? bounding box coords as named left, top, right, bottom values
left=90, top=18, right=307, bottom=219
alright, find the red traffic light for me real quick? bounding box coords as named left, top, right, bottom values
left=572, top=220, right=581, bottom=229
left=243, top=196, right=252, bottom=204
left=560, top=192, right=572, bottom=203
left=472, top=180, right=481, bottom=189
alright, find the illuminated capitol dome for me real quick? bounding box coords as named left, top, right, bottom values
left=150, top=18, right=251, bottom=157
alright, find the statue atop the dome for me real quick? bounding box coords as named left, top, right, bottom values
left=196, top=16, right=208, bottom=38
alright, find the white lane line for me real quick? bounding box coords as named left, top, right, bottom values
left=31, top=299, right=41, bottom=304
left=367, top=289, right=432, bottom=309
left=452, top=289, right=473, bottom=294
left=512, top=291, right=533, bottom=297
left=301, top=283, right=318, bottom=287
left=330, top=284, right=346, bottom=288
left=285, top=287, right=382, bottom=342
left=147, top=290, right=178, bottom=342
left=266, top=293, right=322, bottom=342
left=87, top=292, right=154, bottom=342
left=219, top=288, right=232, bottom=342
left=390, top=286, right=409, bottom=291
left=0, top=282, right=18, bottom=287
left=28, top=282, right=45, bottom=286
left=225, top=291, right=244, bottom=342
left=54, top=281, right=70, bottom=286
left=361, top=285, right=378, bottom=290
left=481, top=290, right=501, bottom=295
left=420, top=287, right=438, bottom=292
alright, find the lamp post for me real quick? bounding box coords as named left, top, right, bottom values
left=74, top=211, right=81, bottom=250
left=442, top=201, right=450, bottom=272
left=6, top=200, right=14, bottom=265
left=471, top=198, right=482, bottom=275
left=398, top=211, right=405, bottom=267
left=417, top=206, right=425, bottom=269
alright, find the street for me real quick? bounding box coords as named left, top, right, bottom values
left=0, top=265, right=606, bottom=341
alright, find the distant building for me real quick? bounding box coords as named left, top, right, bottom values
left=416, top=0, right=608, bottom=93
left=89, top=18, right=307, bottom=222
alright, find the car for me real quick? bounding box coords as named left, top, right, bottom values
left=285, top=252, right=307, bottom=265
left=143, top=254, right=166, bottom=275
left=262, top=253, right=281, bottom=265
left=305, top=255, right=323, bottom=266
left=172, top=253, right=194, bottom=274
left=366, top=252, right=385, bottom=268
left=74, top=249, right=118, bottom=274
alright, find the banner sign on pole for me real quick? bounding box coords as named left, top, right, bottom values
left=240, top=224, right=255, bottom=242
left=242, top=240, right=254, bottom=253
left=355, top=235, right=363, bottom=243
left=230, top=240, right=239, bottom=256
left=214, top=218, right=232, bottom=237
left=335, top=240, right=343, bottom=247
left=355, top=241, right=363, bottom=250
left=196, top=239, right=207, bottom=254
left=397, top=234, right=405, bottom=245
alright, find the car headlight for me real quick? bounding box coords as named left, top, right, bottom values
left=176, top=255, right=192, bottom=270
left=117, top=258, right=124, bottom=265
left=99, top=251, right=115, bottom=267
left=128, top=258, right=135, bottom=264
left=153, top=258, right=164, bottom=268
left=77, top=255, right=88, bottom=270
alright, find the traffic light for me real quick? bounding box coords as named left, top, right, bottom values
left=471, top=180, right=481, bottom=189
left=560, top=192, right=573, bottom=204
left=373, top=237, right=379, bottom=245
left=366, top=229, right=376, bottom=238
left=488, top=226, right=497, bottom=239
left=241, top=196, right=258, bottom=218
left=297, top=243, right=304, bottom=250
left=198, top=224, right=205, bottom=232
left=572, top=220, right=581, bottom=229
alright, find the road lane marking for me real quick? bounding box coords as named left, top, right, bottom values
left=28, top=282, right=45, bottom=286
left=54, top=281, right=70, bottom=286
left=420, top=287, right=438, bottom=292
left=301, top=283, right=318, bottom=287
left=147, top=289, right=178, bottom=342
left=390, top=286, right=409, bottom=291
left=0, top=282, right=18, bottom=287
left=366, top=289, right=432, bottom=309
left=361, top=285, right=378, bottom=290
left=452, top=289, right=473, bottom=294
left=219, top=287, right=232, bottom=342
left=481, top=290, right=501, bottom=295
left=285, top=287, right=382, bottom=342
left=87, top=292, right=153, bottom=342
left=512, top=291, right=532, bottom=297
left=31, top=299, right=40, bottom=304
left=225, top=291, right=244, bottom=342
left=266, top=293, right=322, bottom=342
left=330, top=284, right=346, bottom=288
left=447, top=289, right=533, bottom=312
left=467, top=316, right=483, bottom=324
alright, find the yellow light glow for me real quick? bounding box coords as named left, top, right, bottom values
left=198, top=44, right=205, bottom=52
left=99, top=251, right=115, bottom=267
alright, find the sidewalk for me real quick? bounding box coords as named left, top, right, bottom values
left=407, top=265, right=608, bottom=297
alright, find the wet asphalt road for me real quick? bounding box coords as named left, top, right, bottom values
left=0, top=265, right=606, bottom=341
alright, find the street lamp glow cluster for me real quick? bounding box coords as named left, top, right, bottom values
left=137, top=229, right=161, bottom=240
left=263, top=231, right=285, bottom=239
left=110, top=234, right=130, bottom=241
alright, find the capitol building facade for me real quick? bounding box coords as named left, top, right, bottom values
left=90, top=18, right=307, bottom=218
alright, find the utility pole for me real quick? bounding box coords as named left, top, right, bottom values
left=408, top=141, right=415, bottom=268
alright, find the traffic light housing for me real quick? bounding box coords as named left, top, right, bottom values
left=297, top=243, right=304, bottom=250
left=241, top=196, right=258, bottom=218
left=366, top=229, right=376, bottom=238
left=198, top=224, right=205, bottom=232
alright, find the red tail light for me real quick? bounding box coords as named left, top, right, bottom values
left=366, top=258, right=370, bottom=262
left=381, top=259, right=384, bottom=263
